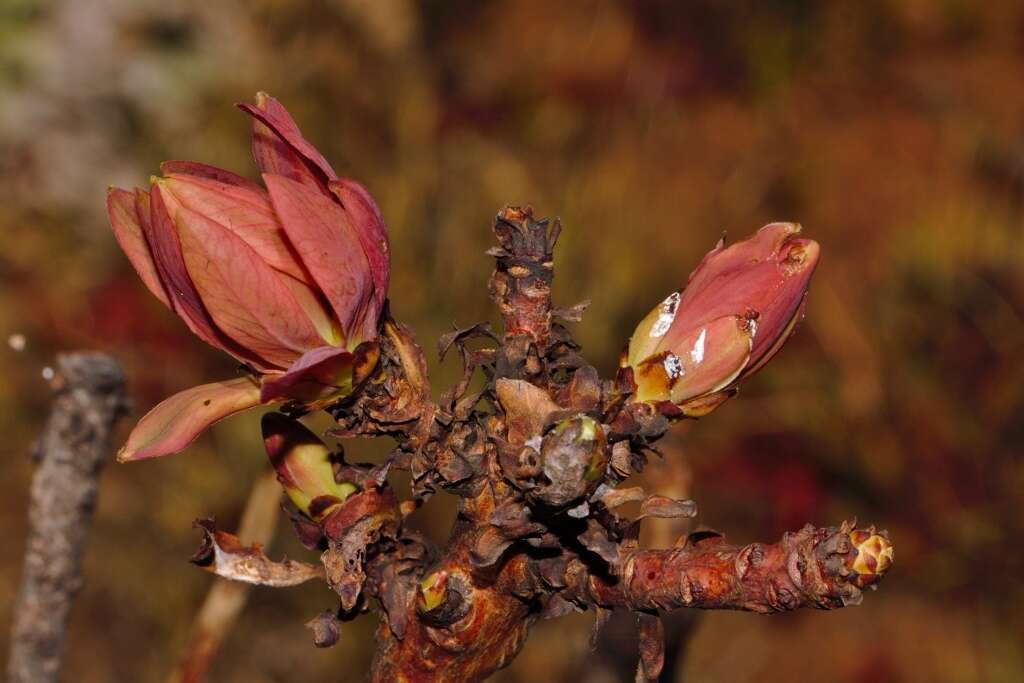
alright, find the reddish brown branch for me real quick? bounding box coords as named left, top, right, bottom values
left=353, top=208, right=893, bottom=682
left=567, top=522, right=892, bottom=614
left=489, top=206, right=556, bottom=347
left=7, top=353, right=127, bottom=683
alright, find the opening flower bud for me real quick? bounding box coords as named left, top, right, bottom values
left=110, top=93, right=390, bottom=461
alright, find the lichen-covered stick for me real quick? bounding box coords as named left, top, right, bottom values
left=8, top=353, right=127, bottom=683
left=107, top=95, right=893, bottom=683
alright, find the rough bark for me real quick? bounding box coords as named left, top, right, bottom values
left=566, top=522, right=879, bottom=614
left=7, top=352, right=127, bottom=683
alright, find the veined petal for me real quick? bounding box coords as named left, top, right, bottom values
left=264, top=173, right=374, bottom=342
left=174, top=204, right=326, bottom=368
left=279, top=273, right=342, bottom=346
left=329, top=179, right=390, bottom=340
left=160, top=173, right=313, bottom=284
left=107, top=187, right=171, bottom=308
left=118, top=377, right=262, bottom=461
left=238, top=93, right=337, bottom=191
left=146, top=185, right=244, bottom=360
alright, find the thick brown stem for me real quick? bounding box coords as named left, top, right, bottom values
left=489, top=207, right=558, bottom=387
left=7, top=353, right=126, bottom=683
left=369, top=534, right=536, bottom=683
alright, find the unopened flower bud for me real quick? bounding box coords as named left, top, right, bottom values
left=417, top=570, right=449, bottom=613
left=262, top=412, right=355, bottom=521
left=416, top=570, right=470, bottom=627
left=531, top=415, right=608, bottom=508
left=847, top=529, right=894, bottom=589
left=624, top=223, right=819, bottom=414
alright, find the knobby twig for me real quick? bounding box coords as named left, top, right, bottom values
left=7, top=352, right=127, bottom=683
left=167, top=471, right=283, bottom=683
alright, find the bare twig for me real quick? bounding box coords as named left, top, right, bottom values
left=7, top=352, right=127, bottom=683
left=167, top=471, right=284, bottom=683
left=566, top=522, right=889, bottom=614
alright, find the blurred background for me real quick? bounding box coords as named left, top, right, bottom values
left=1, top=1, right=1022, bottom=681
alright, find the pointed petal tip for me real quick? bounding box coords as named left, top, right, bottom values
left=236, top=91, right=273, bottom=112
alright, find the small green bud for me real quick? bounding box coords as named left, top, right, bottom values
left=262, top=413, right=356, bottom=521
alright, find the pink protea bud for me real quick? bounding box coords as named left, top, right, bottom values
left=624, top=223, right=819, bottom=414
left=108, top=94, right=389, bottom=461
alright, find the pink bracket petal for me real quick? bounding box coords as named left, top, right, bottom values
left=173, top=203, right=327, bottom=369
left=329, top=179, right=390, bottom=339
left=106, top=187, right=171, bottom=309
left=146, top=185, right=233, bottom=355
left=118, top=377, right=262, bottom=461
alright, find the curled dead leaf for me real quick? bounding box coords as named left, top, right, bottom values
left=191, top=519, right=324, bottom=587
